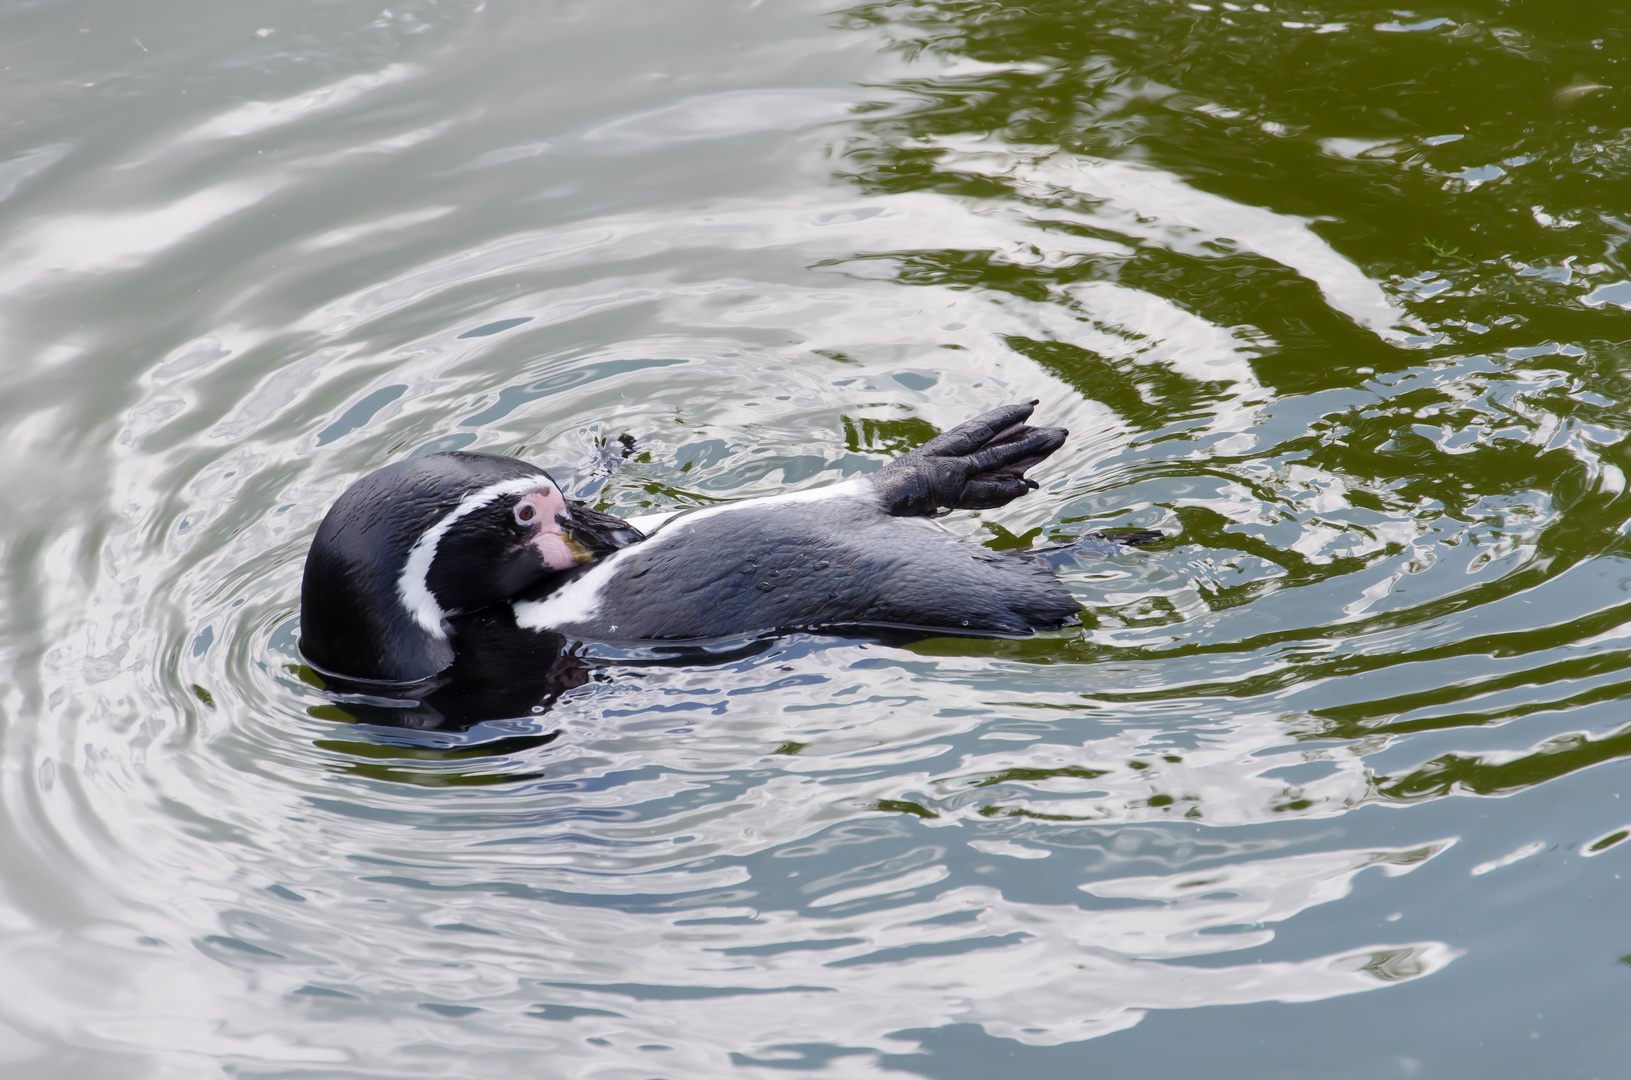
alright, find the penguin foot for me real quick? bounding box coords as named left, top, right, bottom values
left=871, top=401, right=1069, bottom=516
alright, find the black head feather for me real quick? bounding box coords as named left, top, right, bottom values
left=299, top=452, right=558, bottom=683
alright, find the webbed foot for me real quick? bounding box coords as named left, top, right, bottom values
left=870, top=401, right=1068, bottom=517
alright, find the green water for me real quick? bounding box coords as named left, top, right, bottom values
left=1, top=0, right=1629, bottom=1076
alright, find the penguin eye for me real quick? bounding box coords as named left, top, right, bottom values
left=514, top=501, right=538, bottom=526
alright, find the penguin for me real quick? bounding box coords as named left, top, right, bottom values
left=298, top=402, right=1156, bottom=687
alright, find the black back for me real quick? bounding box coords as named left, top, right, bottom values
left=536, top=495, right=1079, bottom=641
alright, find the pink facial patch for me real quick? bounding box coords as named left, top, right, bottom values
left=532, top=532, right=582, bottom=571
left=515, top=487, right=583, bottom=570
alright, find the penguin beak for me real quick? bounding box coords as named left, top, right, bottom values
left=556, top=528, right=596, bottom=565
left=561, top=502, right=645, bottom=555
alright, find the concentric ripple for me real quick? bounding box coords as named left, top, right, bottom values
left=1, top=0, right=1629, bottom=1077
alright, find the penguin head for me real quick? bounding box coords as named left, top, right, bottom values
left=298, top=451, right=635, bottom=684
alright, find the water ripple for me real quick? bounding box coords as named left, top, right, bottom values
left=1, top=0, right=1629, bottom=1075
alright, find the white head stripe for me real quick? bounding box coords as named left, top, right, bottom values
left=397, top=475, right=554, bottom=637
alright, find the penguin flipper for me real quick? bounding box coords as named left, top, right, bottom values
left=870, top=401, right=1067, bottom=517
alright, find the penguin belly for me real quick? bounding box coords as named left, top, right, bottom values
left=512, top=485, right=1078, bottom=641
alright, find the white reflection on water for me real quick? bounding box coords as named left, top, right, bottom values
left=583, top=88, right=860, bottom=146
left=175, top=64, right=422, bottom=144
left=932, top=136, right=1416, bottom=339
left=0, top=181, right=278, bottom=300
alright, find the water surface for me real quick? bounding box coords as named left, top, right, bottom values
left=2, top=0, right=1630, bottom=1076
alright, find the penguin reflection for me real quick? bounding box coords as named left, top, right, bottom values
left=314, top=613, right=589, bottom=732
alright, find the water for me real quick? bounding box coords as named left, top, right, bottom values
left=2, top=0, right=1629, bottom=1075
